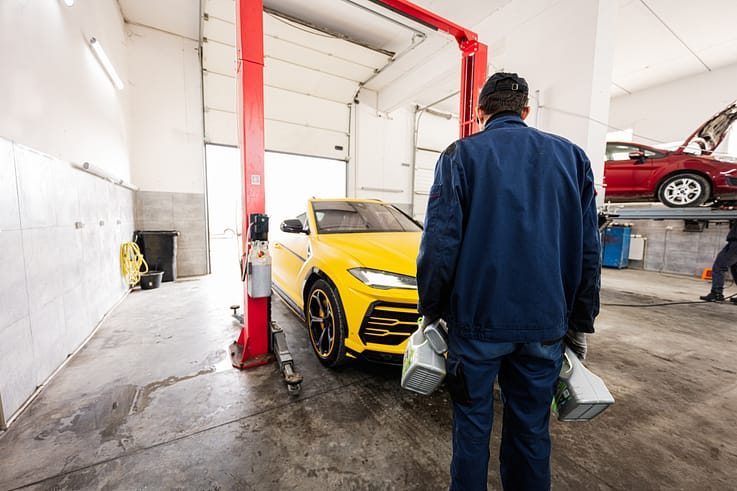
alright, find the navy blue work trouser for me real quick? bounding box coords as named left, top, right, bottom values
left=446, top=329, right=563, bottom=491
left=711, top=241, right=737, bottom=294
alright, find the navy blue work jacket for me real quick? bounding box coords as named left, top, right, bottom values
left=728, top=220, right=737, bottom=241
left=416, top=113, right=600, bottom=343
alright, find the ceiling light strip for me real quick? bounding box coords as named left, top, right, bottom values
left=89, top=37, right=124, bottom=90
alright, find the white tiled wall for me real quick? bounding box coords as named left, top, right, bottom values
left=0, top=138, right=134, bottom=426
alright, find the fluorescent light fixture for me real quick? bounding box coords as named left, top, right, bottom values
left=62, top=0, right=75, bottom=6
left=88, top=37, right=124, bottom=90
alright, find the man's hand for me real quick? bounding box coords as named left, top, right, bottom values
left=565, top=329, right=587, bottom=360
left=420, top=316, right=438, bottom=331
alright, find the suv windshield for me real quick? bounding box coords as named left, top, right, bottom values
left=313, top=201, right=422, bottom=234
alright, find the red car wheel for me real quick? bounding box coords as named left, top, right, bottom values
left=657, top=173, right=710, bottom=207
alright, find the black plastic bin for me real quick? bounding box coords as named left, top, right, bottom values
left=134, top=230, right=180, bottom=282
left=140, top=271, right=164, bottom=290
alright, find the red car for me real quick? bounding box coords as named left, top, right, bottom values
left=604, top=100, right=737, bottom=207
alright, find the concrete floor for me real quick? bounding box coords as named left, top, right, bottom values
left=1, top=266, right=736, bottom=490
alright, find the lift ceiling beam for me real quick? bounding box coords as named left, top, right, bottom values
left=368, top=0, right=488, bottom=137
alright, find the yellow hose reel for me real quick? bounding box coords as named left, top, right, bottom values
left=120, top=242, right=149, bottom=286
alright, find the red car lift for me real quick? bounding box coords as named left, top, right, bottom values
left=369, top=0, right=488, bottom=137
left=230, top=0, right=487, bottom=386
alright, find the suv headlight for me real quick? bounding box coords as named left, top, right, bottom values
left=348, top=268, right=417, bottom=290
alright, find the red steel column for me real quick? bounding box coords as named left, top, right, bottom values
left=370, top=0, right=488, bottom=138
left=459, top=42, right=488, bottom=138
left=234, top=0, right=270, bottom=368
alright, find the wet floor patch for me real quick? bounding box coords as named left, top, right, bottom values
left=130, top=369, right=215, bottom=415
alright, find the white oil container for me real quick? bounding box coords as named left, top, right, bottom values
left=553, top=346, right=615, bottom=421
left=401, top=328, right=446, bottom=396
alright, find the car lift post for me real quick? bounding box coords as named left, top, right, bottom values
left=230, top=0, right=302, bottom=395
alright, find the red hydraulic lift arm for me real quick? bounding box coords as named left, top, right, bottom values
left=368, top=0, right=488, bottom=138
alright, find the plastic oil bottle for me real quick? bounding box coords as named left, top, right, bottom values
left=401, top=319, right=447, bottom=395
left=552, top=346, right=615, bottom=421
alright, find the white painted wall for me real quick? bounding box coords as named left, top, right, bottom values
left=127, top=23, right=204, bottom=193
left=0, top=0, right=131, bottom=181
left=474, top=0, right=617, bottom=192
left=609, top=62, right=737, bottom=151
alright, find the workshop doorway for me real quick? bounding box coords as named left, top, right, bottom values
left=264, top=151, right=347, bottom=227
left=205, top=145, right=346, bottom=278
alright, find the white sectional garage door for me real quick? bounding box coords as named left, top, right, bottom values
left=200, top=1, right=389, bottom=161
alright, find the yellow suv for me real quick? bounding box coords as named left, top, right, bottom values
left=271, top=199, right=421, bottom=367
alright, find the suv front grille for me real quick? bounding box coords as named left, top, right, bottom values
left=359, top=302, right=418, bottom=346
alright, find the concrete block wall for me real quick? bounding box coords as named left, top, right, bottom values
left=622, top=220, right=730, bottom=277
left=0, top=138, right=134, bottom=426
left=134, top=191, right=208, bottom=277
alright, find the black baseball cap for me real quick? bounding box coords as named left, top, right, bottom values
left=479, top=72, right=529, bottom=100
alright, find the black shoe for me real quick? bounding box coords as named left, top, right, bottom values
left=730, top=297, right=737, bottom=304
left=700, top=292, right=725, bottom=302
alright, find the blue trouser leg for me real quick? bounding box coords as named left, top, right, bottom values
left=447, top=336, right=512, bottom=491
left=447, top=332, right=562, bottom=491
left=498, top=342, right=563, bottom=491
left=711, top=242, right=737, bottom=294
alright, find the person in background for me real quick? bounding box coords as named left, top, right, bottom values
left=700, top=220, right=737, bottom=303
left=416, top=72, right=601, bottom=491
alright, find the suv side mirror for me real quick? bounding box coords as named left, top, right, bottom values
left=280, top=219, right=306, bottom=234
left=628, top=151, right=646, bottom=164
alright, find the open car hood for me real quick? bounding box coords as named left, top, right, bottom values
left=679, top=99, right=737, bottom=155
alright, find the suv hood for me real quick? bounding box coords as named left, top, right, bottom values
left=319, top=232, right=421, bottom=277
left=680, top=99, right=737, bottom=155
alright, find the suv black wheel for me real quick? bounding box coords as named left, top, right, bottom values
left=306, top=279, right=348, bottom=367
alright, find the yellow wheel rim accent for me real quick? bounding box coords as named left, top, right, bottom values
left=308, top=289, right=335, bottom=358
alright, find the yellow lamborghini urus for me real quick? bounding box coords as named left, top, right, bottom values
left=271, top=199, right=422, bottom=367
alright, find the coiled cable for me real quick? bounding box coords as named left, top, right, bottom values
left=120, top=242, right=149, bottom=286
